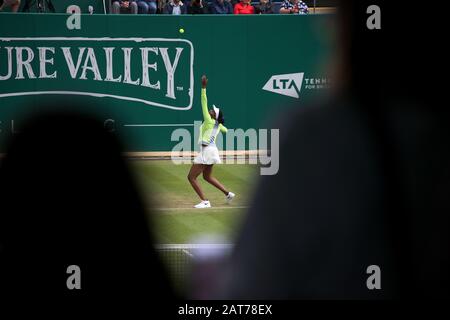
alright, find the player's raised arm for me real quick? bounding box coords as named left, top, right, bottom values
left=201, top=75, right=213, bottom=123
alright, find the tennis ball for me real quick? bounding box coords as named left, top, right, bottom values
left=179, top=28, right=185, bottom=34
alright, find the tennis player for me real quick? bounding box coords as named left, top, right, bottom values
left=188, top=75, right=235, bottom=208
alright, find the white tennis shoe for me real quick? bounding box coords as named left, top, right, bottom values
left=194, top=200, right=211, bottom=209
left=226, top=192, right=235, bottom=204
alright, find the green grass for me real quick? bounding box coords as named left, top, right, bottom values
left=129, top=160, right=259, bottom=244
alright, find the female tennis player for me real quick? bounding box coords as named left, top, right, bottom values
left=188, top=75, right=235, bottom=208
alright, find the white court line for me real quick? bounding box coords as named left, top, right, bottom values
left=153, top=206, right=249, bottom=212
left=182, top=249, right=194, bottom=258
left=124, top=124, right=195, bottom=127
left=155, top=244, right=233, bottom=250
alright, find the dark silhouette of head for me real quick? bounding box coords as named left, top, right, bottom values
left=219, top=1, right=450, bottom=300
left=0, top=107, right=174, bottom=303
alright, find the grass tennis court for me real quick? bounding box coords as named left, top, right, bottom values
left=130, top=160, right=259, bottom=244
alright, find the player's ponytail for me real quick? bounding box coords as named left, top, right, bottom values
left=218, top=110, right=225, bottom=125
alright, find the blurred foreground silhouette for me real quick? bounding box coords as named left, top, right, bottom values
left=219, top=0, right=450, bottom=299
left=0, top=108, right=175, bottom=305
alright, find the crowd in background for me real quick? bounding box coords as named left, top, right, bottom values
left=0, top=0, right=309, bottom=14
left=111, top=0, right=309, bottom=15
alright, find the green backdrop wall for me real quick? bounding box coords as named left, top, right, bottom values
left=0, top=13, right=336, bottom=151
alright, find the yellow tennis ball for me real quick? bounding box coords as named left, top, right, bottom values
left=179, top=28, right=185, bottom=34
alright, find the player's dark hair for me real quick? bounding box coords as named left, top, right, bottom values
left=218, top=110, right=225, bottom=125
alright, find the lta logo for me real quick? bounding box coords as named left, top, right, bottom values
left=262, top=72, right=304, bottom=98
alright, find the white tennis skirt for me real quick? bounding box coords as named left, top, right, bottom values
left=193, top=144, right=222, bottom=165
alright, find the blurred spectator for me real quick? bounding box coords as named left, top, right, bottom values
left=210, top=0, right=233, bottom=14
left=0, top=108, right=175, bottom=302
left=0, top=0, right=20, bottom=12
left=158, top=0, right=167, bottom=12
left=163, top=0, right=187, bottom=14
left=21, top=0, right=55, bottom=12
left=219, top=0, right=450, bottom=301
left=254, top=0, right=273, bottom=14
left=233, top=0, right=254, bottom=14
left=137, top=0, right=158, bottom=14
left=279, top=0, right=308, bottom=14
left=111, top=0, right=138, bottom=14
left=188, top=0, right=206, bottom=14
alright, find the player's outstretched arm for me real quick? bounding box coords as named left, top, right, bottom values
left=201, top=75, right=212, bottom=122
